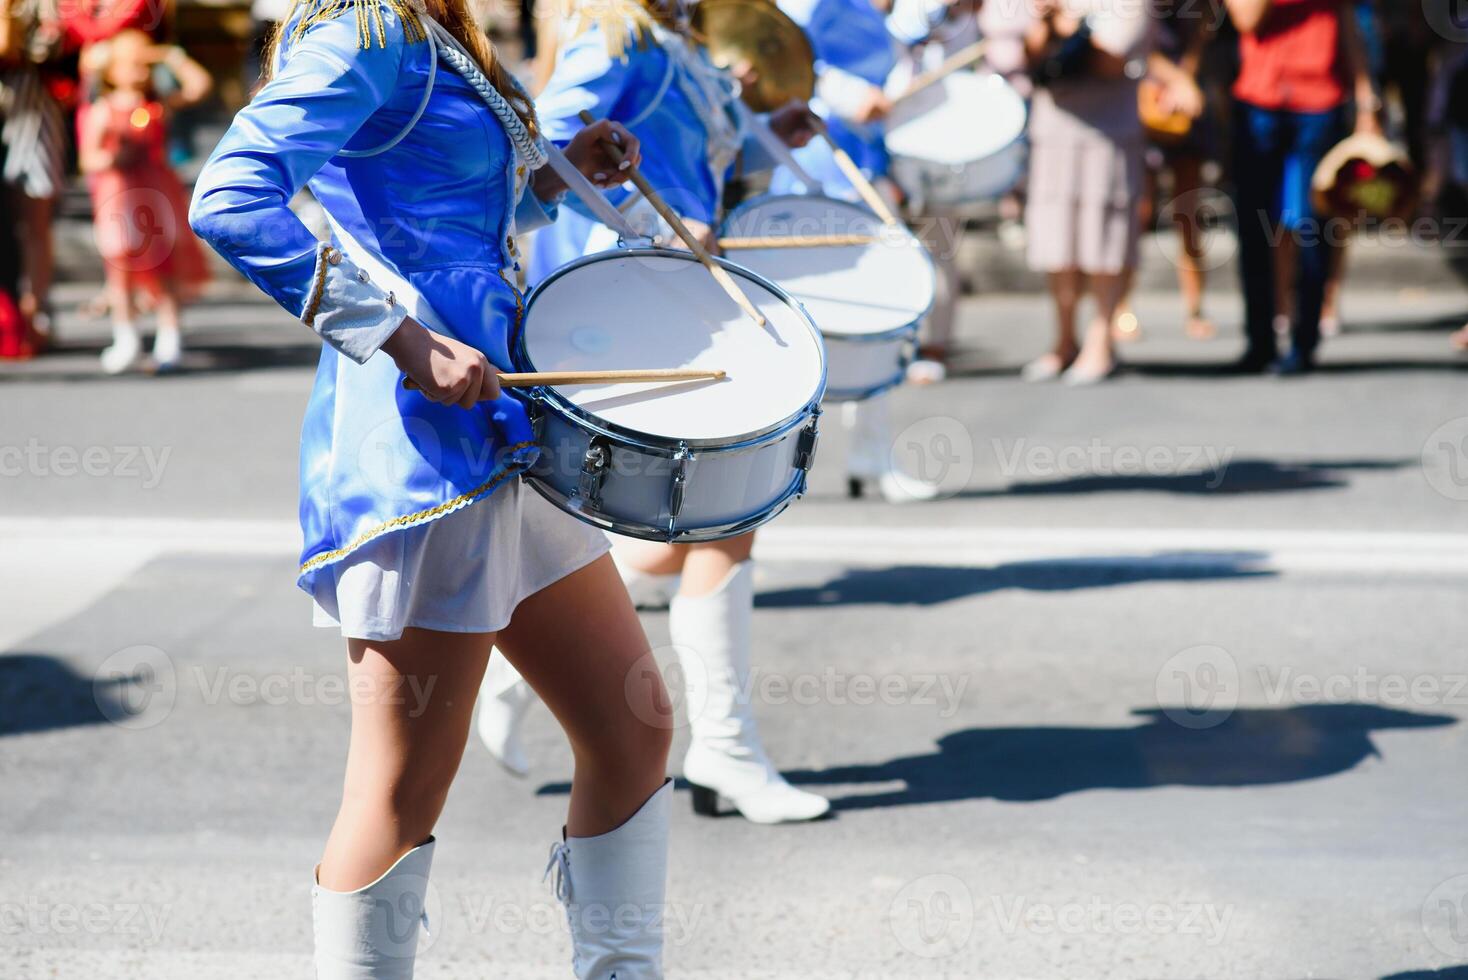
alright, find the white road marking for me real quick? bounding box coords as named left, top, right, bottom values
left=3, top=518, right=1467, bottom=575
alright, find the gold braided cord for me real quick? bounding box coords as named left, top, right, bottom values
left=300, top=271, right=537, bottom=576
left=299, top=243, right=336, bottom=326
left=287, top=0, right=426, bottom=50
left=299, top=444, right=536, bottom=574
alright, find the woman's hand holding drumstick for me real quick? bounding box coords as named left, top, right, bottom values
left=575, top=110, right=768, bottom=328
left=383, top=317, right=502, bottom=408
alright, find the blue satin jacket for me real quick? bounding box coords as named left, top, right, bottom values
left=190, top=0, right=554, bottom=591
left=775, top=0, right=896, bottom=192
left=527, top=21, right=752, bottom=282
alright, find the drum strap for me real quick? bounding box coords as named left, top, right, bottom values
left=541, top=141, right=649, bottom=244
left=735, top=100, right=823, bottom=194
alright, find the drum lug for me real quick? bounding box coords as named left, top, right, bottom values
left=667, top=448, right=692, bottom=526
left=576, top=440, right=610, bottom=510
left=795, top=422, right=820, bottom=473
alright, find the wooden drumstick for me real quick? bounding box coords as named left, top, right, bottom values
left=576, top=110, right=767, bottom=328
left=403, top=368, right=727, bottom=391
left=807, top=114, right=902, bottom=228
left=893, top=40, right=988, bottom=107
left=717, top=233, right=880, bottom=250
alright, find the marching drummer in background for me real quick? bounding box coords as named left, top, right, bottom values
left=773, top=0, right=941, bottom=504
left=886, top=0, right=981, bottom=382
left=476, top=0, right=836, bottom=825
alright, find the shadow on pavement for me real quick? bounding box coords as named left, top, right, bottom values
left=0, top=653, right=127, bottom=736
left=1379, top=969, right=1468, bottom=980
left=0, top=339, right=320, bottom=384
left=778, top=703, right=1455, bottom=811
left=755, top=554, right=1274, bottom=608
left=958, top=457, right=1411, bottom=499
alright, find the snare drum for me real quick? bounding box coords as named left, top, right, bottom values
left=517, top=248, right=826, bottom=542
left=885, top=71, right=1028, bottom=208
left=718, top=194, right=935, bottom=401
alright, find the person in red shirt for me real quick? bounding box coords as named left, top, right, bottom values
left=1225, top=0, right=1379, bottom=374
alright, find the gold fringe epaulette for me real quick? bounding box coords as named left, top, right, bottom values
left=562, top=0, right=658, bottom=62
left=288, top=0, right=427, bottom=50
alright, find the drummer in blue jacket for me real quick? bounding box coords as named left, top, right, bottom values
left=476, top=0, right=835, bottom=828
left=187, top=0, right=682, bottom=973
left=775, top=0, right=945, bottom=505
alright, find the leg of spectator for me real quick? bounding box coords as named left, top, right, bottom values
left=1232, top=102, right=1284, bottom=367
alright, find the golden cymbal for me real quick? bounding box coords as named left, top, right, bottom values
left=691, top=0, right=816, bottom=112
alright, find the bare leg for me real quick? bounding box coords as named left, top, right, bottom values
left=1111, top=264, right=1140, bottom=343
left=19, top=195, right=56, bottom=331
left=613, top=534, right=756, bottom=595
left=322, top=556, right=671, bottom=887
left=1022, top=269, right=1081, bottom=381
left=678, top=534, right=754, bottom=597
left=318, top=628, right=493, bottom=890
left=1320, top=239, right=1346, bottom=336
left=1066, top=270, right=1126, bottom=383
left=495, top=554, right=671, bottom=836
left=99, top=269, right=142, bottom=374
left=1171, top=156, right=1215, bottom=339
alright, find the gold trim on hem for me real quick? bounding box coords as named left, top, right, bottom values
left=298, top=441, right=537, bottom=575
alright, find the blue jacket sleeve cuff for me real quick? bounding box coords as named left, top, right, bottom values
left=301, top=243, right=405, bottom=364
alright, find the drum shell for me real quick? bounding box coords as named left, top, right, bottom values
left=885, top=72, right=1030, bottom=209
left=891, top=138, right=1028, bottom=209
left=515, top=247, right=826, bottom=542
left=718, top=194, right=934, bottom=401
left=525, top=402, right=820, bottom=542
left=822, top=324, right=917, bottom=401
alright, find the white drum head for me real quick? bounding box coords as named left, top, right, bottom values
left=885, top=72, right=1027, bottom=167
left=522, top=251, right=825, bottom=443
left=719, top=196, right=935, bottom=338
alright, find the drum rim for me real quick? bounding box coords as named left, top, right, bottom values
left=885, top=70, right=1030, bottom=154
left=522, top=470, right=808, bottom=543
left=518, top=246, right=828, bottom=450
left=718, top=192, right=938, bottom=335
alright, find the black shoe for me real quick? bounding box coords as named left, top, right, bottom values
left=1270, top=350, right=1315, bottom=376
left=1229, top=348, right=1276, bottom=374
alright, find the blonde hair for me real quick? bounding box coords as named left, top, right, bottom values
left=264, top=0, right=538, bottom=139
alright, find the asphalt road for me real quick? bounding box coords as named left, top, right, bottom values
left=4, top=274, right=1468, bottom=980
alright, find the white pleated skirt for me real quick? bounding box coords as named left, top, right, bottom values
left=310, top=479, right=610, bottom=641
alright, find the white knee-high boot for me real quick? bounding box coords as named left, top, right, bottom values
left=477, top=654, right=535, bottom=777
left=546, top=779, right=672, bottom=980
left=672, top=562, right=830, bottom=823
left=842, top=395, right=940, bottom=504
left=312, top=838, right=435, bottom=979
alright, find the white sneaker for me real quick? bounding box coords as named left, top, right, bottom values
left=152, top=329, right=182, bottom=371
left=100, top=326, right=142, bottom=375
